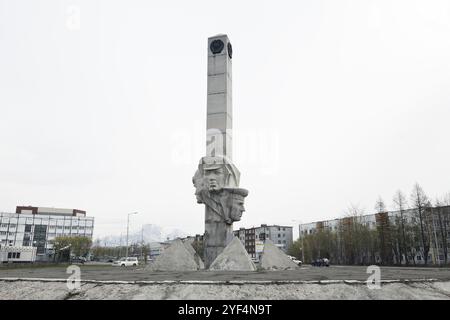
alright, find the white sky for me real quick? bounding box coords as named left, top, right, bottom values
left=1, top=0, right=449, bottom=240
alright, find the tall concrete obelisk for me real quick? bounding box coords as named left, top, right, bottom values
left=193, top=35, right=249, bottom=269
left=206, top=34, right=233, bottom=159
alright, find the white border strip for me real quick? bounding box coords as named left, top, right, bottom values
left=0, top=277, right=440, bottom=285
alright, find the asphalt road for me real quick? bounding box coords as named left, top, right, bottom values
left=1, top=264, right=450, bottom=281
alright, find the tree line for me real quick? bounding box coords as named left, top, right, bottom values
left=288, top=183, right=450, bottom=266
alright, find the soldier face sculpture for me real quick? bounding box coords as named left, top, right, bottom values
left=192, top=169, right=205, bottom=204
left=229, top=194, right=246, bottom=222
left=193, top=156, right=247, bottom=225
left=193, top=156, right=240, bottom=202
left=220, top=188, right=248, bottom=224
left=204, top=166, right=226, bottom=192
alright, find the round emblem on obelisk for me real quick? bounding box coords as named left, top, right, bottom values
left=210, top=39, right=224, bottom=54
left=227, top=42, right=232, bottom=59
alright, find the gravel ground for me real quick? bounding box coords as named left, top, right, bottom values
left=0, top=279, right=449, bottom=300
left=2, top=265, right=450, bottom=299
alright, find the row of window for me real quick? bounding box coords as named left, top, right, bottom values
left=0, top=233, right=15, bottom=238
left=1, top=222, right=93, bottom=228
left=6, top=252, right=21, bottom=259
left=1, top=229, right=92, bottom=236
left=0, top=218, right=94, bottom=226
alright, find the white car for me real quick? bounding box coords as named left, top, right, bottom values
left=112, top=257, right=139, bottom=267
left=288, top=255, right=302, bottom=266
left=292, top=258, right=302, bottom=266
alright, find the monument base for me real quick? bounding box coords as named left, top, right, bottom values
left=204, top=215, right=234, bottom=268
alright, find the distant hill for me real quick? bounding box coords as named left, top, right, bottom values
left=95, top=224, right=189, bottom=246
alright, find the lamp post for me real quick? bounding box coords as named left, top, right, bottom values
left=126, top=212, right=138, bottom=258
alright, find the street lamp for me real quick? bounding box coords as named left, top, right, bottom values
left=126, top=212, right=138, bottom=258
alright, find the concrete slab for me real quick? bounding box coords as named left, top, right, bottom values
left=183, top=241, right=205, bottom=270
left=208, top=237, right=257, bottom=271
left=260, top=240, right=300, bottom=271
left=149, top=239, right=199, bottom=271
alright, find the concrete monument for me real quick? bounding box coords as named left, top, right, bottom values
left=193, top=35, right=249, bottom=268
left=209, top=237, right=257, bottom=271
left=260, top=240, right=300, bottom=271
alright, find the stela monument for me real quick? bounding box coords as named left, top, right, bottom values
left=193, top=34, right=249, bottom=268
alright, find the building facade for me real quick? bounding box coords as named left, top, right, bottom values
left=234, top=224, right=293, bottom=260
left=298, top=206, right=450, bottom=265
left=0, top=206, right=94, bottom=261
left=0, top=245, right=37, bottom=263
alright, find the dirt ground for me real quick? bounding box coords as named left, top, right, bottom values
left=1, top=265, right=450, bottom=299
left=0, top=279, right=449, bottom=300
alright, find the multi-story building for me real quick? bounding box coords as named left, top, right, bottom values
left=234, top=224, right=293, bottom=259
left=0, top=206, right=94, bottom=261
left=298, top=206, right=450, bottom=265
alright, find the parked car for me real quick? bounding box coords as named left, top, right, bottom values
left=71, top=256, right=87, bottom=264
left=112, top=257, right=139, bottom=267
left=287, top=255, right=302, bottom=266
left=311, top=258, right=330, bottom=267
left=292, top=258, right=302, bottom=266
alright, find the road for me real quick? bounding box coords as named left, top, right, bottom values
left=1, top=264, right=450, bottom=281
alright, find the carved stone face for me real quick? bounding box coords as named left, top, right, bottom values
left=204, top=166, right=226, bottom=191
left=229, top=195, right=246, bottom=222
left=192, top=169, right=205, bottom=203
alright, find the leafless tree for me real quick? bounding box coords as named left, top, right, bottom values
left=375, top=196, right=386, bottom=213
left=410, top=183, right=431, bottom=265
left=393, top=190, right=409, bottom=265
left=434, top=199, right=449, bottom=265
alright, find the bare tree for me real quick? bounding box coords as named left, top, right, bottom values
left=434, top=199, right=449, bottom=265
left=410, top=183, right=431, bottom=265
left=393, top=190, right=409, bottom=265
left=375, top=196, right=386, bottom=213
left=374, top=197, right=394, bottom=265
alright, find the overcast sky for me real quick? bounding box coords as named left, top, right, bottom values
left=1, top=0, right=449, bottom=239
